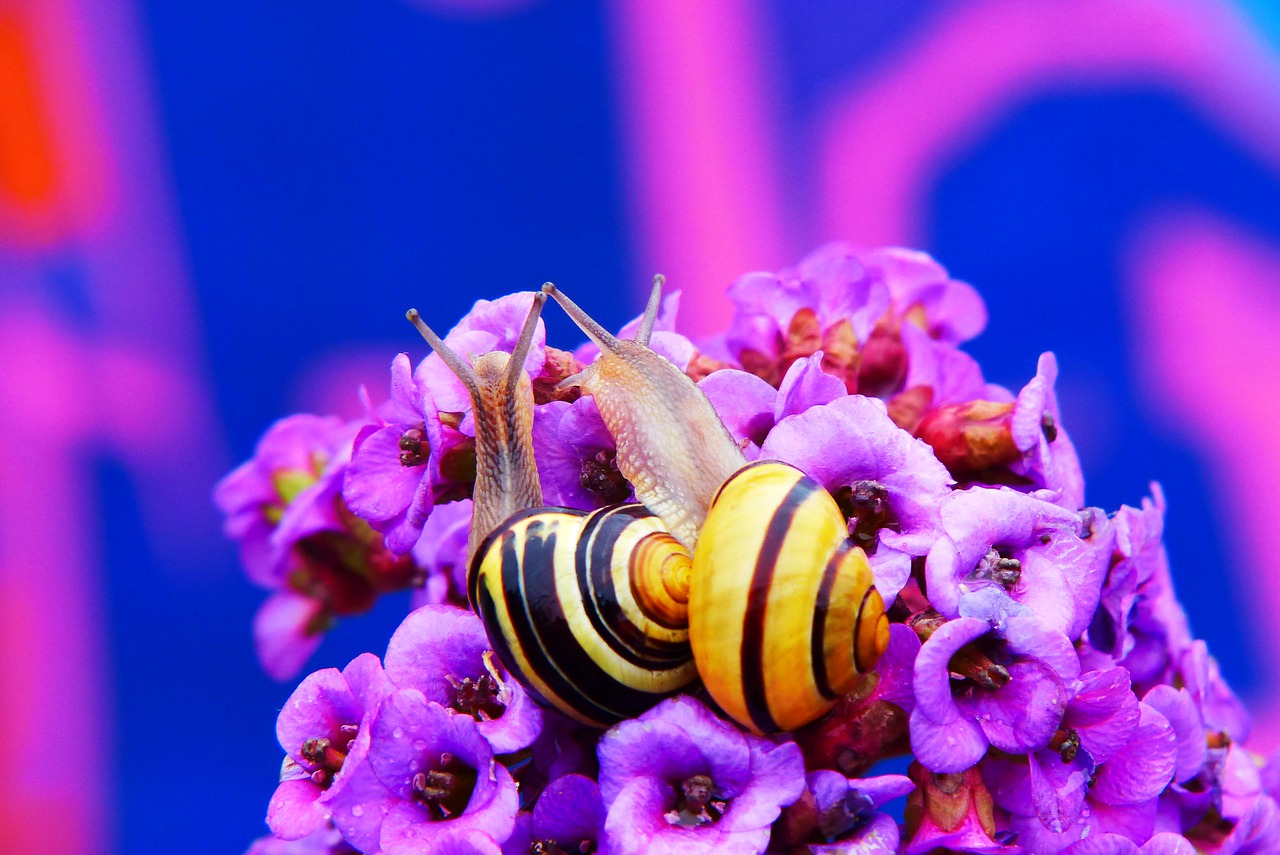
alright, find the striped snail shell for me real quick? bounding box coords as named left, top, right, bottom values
left=543, top=282, right=890, bottom=734
left=407, top=292, right=698, bottom=728
left=691, top=461, right=888, bottom=734
left=468, top=503, right=696, bottom=728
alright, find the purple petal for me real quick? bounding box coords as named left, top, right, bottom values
left=1092, top=703, right=1177, bottom=806
left=344, top=423, right=428, bottom=522
left=635, top=696, right=753, bottom=794
left=981, top=751, right=1034, bottom=816
left=1140, top=686, right=1205, bottom=784
left=774, top=352, right=845, bottom=422
left=867, top=623, right=921, bottom=712
left=648, top=330, right=696, bottom=371
left=277, top=668, right=360, bottom=758
left=912, top=617, right=988, bottom=725
left=382, top=606, right=542, bottom=755
left=1002, top=615, right=1081, bottom=684
left=597, top=720, right=712, bottom=805
left=717, top=739, right=805, bottom=831
left=1060, top=835, right=1142, bottom=855
left=1140, top=833, right=1197, bottom=855
left=325, top=758, right=398, bottom=853
left=532, top=774, right=603, bottom=847
left=601, top=777, right=719, bottom=855
left=266, top=779, right=328, bottom=840
left=698, top=369, right=777, bottom=449
left=1028, top=748, right=1091, bottom=833
left=966, top=658, right=1067, bottom=753
left=1069, top=669, right=1141, bottom=767
left=255, top=591, right=326, bottom=681
left=385, top=605, right=490, bottom=705
left=907, top=705, right=987, bottom=774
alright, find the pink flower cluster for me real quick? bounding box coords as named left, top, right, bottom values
left=223, top=244, right=1273, bottom=854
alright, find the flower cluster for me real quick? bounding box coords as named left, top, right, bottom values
left=228, top=244, right=1271, bottom=854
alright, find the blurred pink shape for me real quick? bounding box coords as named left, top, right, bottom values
left=0, top=0, right=225, bottom=852
left=607, top=0, right=788, bottom=336
left=1126, top=209, right=1280, bottom=747
left=818, top=0, right=1280, bottom=247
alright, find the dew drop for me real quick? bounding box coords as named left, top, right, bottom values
left=392, top=727, right=405, bottom=739
left=413, top=738, right=427, bottom=750
left=351, top=805, right=365, bottom=817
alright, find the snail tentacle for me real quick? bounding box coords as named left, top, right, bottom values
left=541, top=281, right=746, bottom=549
left=633, top=275, right=664, bottom=347
left=407, top=294, right=546, bottom=561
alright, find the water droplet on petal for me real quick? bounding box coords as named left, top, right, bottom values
left=392, top=726, right=405, bottom=739
left=413, top=738, right=427, bottom=750
left=351, top=805, right=365, bottom=817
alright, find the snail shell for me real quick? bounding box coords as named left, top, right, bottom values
left=691, top=461, right=889, bottom=733
left=408, top=293, right=698, bottom=728
left=544, top=282, right=890, bottom=733
left=469, top=503, right=696, bottom=728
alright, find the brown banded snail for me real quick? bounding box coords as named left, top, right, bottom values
left=407, top=281, right=890, bottom=734
left=407, top=293, right=698, bottom=728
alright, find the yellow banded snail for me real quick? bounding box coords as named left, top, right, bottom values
left=407, top=281, right=890, bottom=734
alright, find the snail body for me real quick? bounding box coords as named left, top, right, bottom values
left=408, top=283, right=890, bottom=732
left=542, top=283, right=890, bottom=733
left=408, top=294, right=699, bottom=728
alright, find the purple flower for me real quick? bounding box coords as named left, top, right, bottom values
left=368, top=690, right=519, bottom=854
left=774, top=770, right=914, bottom=853
left=725, top=245, right=890, bottom=390
left=988, top=699, right=1176, bottom=853
left=926, top=487, right=1113, bottom=640
left=383, top=605, right=542, bottom=754
left=344, top=353, right=471, bottom=554
left=1175, top=641, right=1250, bottom=743
left=1087, top=488, right=1183, bottom=682
left=699, top=353, right=845, bottom=460
left=908, top=353, right=1084, bottom=509
left=759, top=393, right=952, bottom=602
left=216, top=413, right=350, bottom=588
left=501, top=774, right=604, bottom=855
left=858, top=246, right=987, bottom=345
left=268, top=653, right=396, bottom=852
left=596, top=695, right=804, bottom=855
left=1165, top=737, right=1279, bottom=854
left=532, top=397, right=634, bottom=510
left=253, top=590, right=331, bottom=682
left=218, top=411, right=427, bottom=679
left=409, top=499, right=473, bottom=608
left=909, top=614, right=1080, bottom=773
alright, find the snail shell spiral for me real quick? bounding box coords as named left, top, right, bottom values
left=469, top=502, right=698, bottom=728
left=690, top=461, right=890, bottom=734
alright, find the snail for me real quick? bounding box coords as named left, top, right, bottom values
left=407, top=293, right=698, bottom=729
left=407, top=281, right=890, bottom=734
